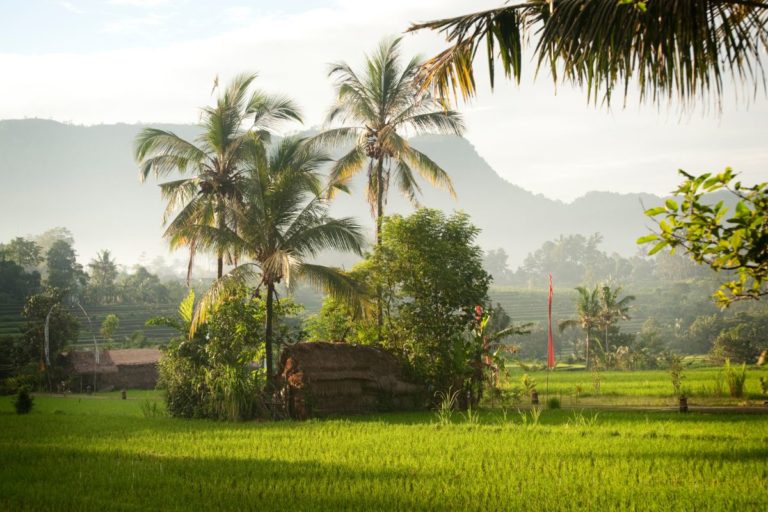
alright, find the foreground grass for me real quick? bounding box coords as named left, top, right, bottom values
left=2, top=392, right=767, bottom=511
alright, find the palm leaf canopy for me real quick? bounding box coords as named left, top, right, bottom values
left=409, top=0, right=768, bottom=108
left=313, top=37, right=465, bottom=210
left=189, top=137, right=366, bottom=334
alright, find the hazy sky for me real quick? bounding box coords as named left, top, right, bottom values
left=1, top=0, right=766, bottom=202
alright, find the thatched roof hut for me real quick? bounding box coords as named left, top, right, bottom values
left=62, top=348, right=161, bottom=391
left=279, top=342, right=425, bottom=419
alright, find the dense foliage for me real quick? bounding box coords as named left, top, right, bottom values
left=156, top=288, right=302, bottom=420
left=640, top=168, right=767, bottom=306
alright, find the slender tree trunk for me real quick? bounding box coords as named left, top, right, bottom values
left=217, top=256, right=223, bottom=279
left=585, top=329, right=590, bottom=371
left=217, top=197, right=226, bottom=279
left=265, top=282, right=275, bottom=390
left=375, top=158, right=384, bottom=343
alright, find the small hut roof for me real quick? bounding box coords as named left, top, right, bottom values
left=107, top=348, right=161, bottom=366
left=280, top=342, right=404, bottom=382
left=64, top=348, right=162, bottom=374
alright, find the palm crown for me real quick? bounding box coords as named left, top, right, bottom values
left=191, top=136, right=365, bottom=384
left=315, top=37, right=465, bottom=243
left=134, top=73, right=303, bottom=279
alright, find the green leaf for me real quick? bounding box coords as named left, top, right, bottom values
left=665, top=199, right=678, bottom=211
left=644, top=206, right=667, bottom=216
left=647, top=241, right=668, bottom=256
left=636, top=234, right=658, bottom=245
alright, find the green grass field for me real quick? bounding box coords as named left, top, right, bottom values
left=2, top=369, right=768, bottom=511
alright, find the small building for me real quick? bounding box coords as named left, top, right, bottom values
left=62, top=348, right=162, bottom=391
left=279, top=342, right=425, bottom=419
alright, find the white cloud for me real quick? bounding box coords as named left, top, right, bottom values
left=2, top=0, right=767, bottom=202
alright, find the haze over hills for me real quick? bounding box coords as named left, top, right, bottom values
left=0, top=118, right=665, bottom=273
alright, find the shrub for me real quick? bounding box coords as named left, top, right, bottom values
left=13, top=386, right=33, bottom=414
left=724, top=359, right=747, bottom=398
left=547, top=397, right=561, bottom=410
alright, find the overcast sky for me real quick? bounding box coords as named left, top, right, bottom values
left=1, top=0, right=766, bottom=202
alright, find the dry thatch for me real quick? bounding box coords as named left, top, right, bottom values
left=279, top=342, right=425, bottom=419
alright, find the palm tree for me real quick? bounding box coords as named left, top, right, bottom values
left=597, top=284, right=635, bottom=361
left=134, top=73, right=302, bottom=280
left=88, top=250, right=118, bottom=304
left=409, top=0, right=768, bottom=108
left=315, top=37, right=465, bottom=246
left=558, top=286, right=601, bottom=369
left=191, top=137, right=366, bottom=387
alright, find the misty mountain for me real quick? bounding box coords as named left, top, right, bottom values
left=0, top=119, right=665, bottom=271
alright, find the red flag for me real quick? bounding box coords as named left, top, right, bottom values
left=547, top=273, right=555, bottom=369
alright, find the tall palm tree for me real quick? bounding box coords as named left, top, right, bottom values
left=134, top=73, right=302, bottom=280
left=87, top=250, right=118, bottom=304
left=558, top=285, right=601, bottom=369
left=315, top=37, right=465, bottom=245
left=191, top=137, right=365, bottom=387
left=409, top=0, right=768, bottom=108
left=597, top=284, right=635, bottom=358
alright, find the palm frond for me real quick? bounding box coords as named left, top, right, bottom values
left=410, top=0, right=768, bottom=108
left=190, top=263, right=260, bottom=337
left=134, top=128, right=206, bottom=181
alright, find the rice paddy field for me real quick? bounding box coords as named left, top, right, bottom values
left=2, top=368, right=768, bottom=511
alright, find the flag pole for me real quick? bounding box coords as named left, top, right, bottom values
left=547, top=273, right=555, bottom=402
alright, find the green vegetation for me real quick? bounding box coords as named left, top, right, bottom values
left=640, top=168, right=767, bottom=306
left=410, top=1, right=767, bottom=108
left=1, top=388, right=767, bottom=511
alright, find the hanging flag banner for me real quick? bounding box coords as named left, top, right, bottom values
left=547, top=273, right=555, bottom=369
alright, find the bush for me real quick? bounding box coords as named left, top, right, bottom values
left=724, top=359, right=747, bottom=398
left=547, top=397, right=561, bottom=410
left=13, top=386, right=33, bottom=414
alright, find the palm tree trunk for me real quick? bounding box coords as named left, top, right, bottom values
left=585, top=330, right=590, bottom=371
left=265, top=282, right=275, bottom=389
left=375, top=157, right=384, bottom=343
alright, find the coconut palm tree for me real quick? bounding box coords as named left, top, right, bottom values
left=134, top=73, right=302, bottom=280
left=558, top=285, right=601, bottom=369
left=315, top=37, right=465, bottom=246
left=190, top=136, right=366, bottom=387
left=409, top=0, right=768, bottom=108
left=597, top=284, right=635, bottom=361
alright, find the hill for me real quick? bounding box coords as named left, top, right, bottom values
left=0, top=119, right=665, bottom=269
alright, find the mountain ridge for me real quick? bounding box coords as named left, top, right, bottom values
left=0, top=118, right=665, bottom=270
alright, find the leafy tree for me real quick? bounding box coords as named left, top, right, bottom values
left=45, top=240, right=86, bottom=294
left=483, top=248, right=512, bottom=283
left=316, top=37, right=464, bottom=245
left=707, top=309, right=768, bottom=363
left=409, top=0, right=767, bottom=109
left=135, top=73, right=302, bottom=279
left=0, top=260, right=41, bottom=303
left=119, top=266, right=171, bottom=304
left=359, top=209, right=491, bottom=397
left=156, top=287, right=301, bottom=419
left=0, top=238, right=42, bottom=270
left=99, top=314, right=119, bottom=342
left=87, top=250, right=118, bottom=304
left=558, top=286, right=601, bottom=369
left=519, top=234, right=612, bottom=286
left=22, top=288, right=79, bottom=376
left=639, top=168, right=767, bottom=306
left=191, top=137, right=365, bottom=387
